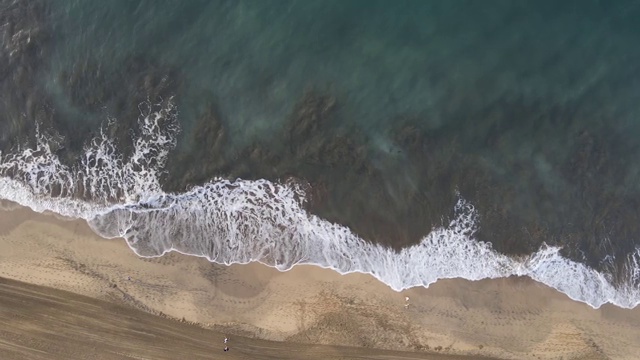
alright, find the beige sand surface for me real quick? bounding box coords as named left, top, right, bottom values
left=0, top=277, right=474, bottom=360
left=1, top=204, right=640, bottom=359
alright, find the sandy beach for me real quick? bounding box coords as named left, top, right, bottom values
left=1, top=203, right=640, bottom=359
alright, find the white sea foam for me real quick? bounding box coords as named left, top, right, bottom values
left=0, top=101, right=638, bottom=309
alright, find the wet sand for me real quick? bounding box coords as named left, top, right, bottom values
left=1, top=205, right=640, bottom=359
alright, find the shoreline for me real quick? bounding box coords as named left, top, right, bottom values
left=1, top=204, right=640, bottom=359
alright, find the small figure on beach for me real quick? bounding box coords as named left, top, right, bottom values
left=404, top=296, right=410, bottom=308
left=224, top=346, right=229, bottom=352
left=224, top=337, right=228, bottom=343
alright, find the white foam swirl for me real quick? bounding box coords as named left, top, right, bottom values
left=1, top=101, right=638, bottom=309
left=0, top=100, right=177, bottom=215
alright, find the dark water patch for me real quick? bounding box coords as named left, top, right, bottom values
left=440, top=96, right=640, bottom=272
left=163, top=84, right=640, bottom=276
left=1, top=0, right=184, bottom=168
left=0, top=0, right=54, bottom=152
left=163, top=90, right=457, bottom=251
left=52, top=55, right=181, bottom=161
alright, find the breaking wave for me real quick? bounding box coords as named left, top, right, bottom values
left=1, top=100, right=638, bottom=309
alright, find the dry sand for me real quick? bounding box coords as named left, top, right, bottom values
left=1, top=203, right=639, bottom=359
left=0, top=277, right=473, bottom=360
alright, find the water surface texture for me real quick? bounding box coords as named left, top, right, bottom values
left=1, top=0, right=640, bottom=308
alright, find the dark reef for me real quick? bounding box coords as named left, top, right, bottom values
left=162, top=88, right=640, bottom=281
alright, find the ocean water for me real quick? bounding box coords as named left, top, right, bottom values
left=1, top=0, right=640, bottom=309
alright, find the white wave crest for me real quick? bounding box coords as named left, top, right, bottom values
left=0, top=100, right=177, bottom=216
left=0, top=102, right=638, bottom=309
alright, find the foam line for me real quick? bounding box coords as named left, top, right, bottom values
left=1, top=101, right=638, bottom=309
